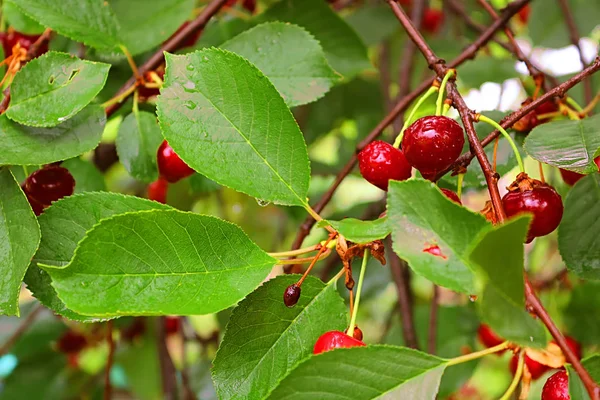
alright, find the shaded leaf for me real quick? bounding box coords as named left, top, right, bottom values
left=345, top=5, right=400, bottom=46
left=565, top=281, right=600, bottom=346
left=320, top=217, right=390, bottom=244
left=3, top=1, right=45, bottom=34
left=61, top=157, right=107, bottom=193
left=568, top=355, right=600, bottom=400
left=458, top=56, right=517, bottom=88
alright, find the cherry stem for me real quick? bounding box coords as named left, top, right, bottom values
left=296, top=234, right=336, bottom=286
left=536, top=111, right=562, bottom=120
left=538, top=162, right=546, bottom=183
left=102, top=84, right=137, bottom=109
left=347, top=249, right=369, bottom=337
left=560, top=103, right=581, bottom=120
left=304, top=204, right=335, bottom=234
left=446, top=341, right=510, bottom=366
left=476, top=114, right=525, bottom=173
left=132, top=89, right=140, bottom=115
left=436, top=70, right=455, bottom=116
left=456, top=173, right=464, bottom=199
left=119, top=45, right=140, bottom=79
left=580, top=92, right=600, bottom=115
left=565, top=96, right=584, bottom=113
left=393, top=86, right=438, bottom=148
left=268, top=244, right=321, bottom=258
left=276, top=247, right=331, bottom=265
left=499, top=350, right=524, bottom=400
left=327, top=267, right=346, bottom=286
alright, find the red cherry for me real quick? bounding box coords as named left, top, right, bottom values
left=422, top=9, right=444, bottom=34
left=551, top=336, right=582, bottom=360
left=510, top=353, right=549, bottom=380
left=517, top=5, right=531, bottom=24
left=313, top=330, right=366, bottom=355
left=358, top=141, right=412, bottom=190
left=402, top=116, right=465, bottom=179
left=477, top=324, right=505, bottom=351
left=542, top=370, right=570, bottom=400
left=560, top=157, right=600, bottom=186
left=56, top=331, right=88, bottom=354
left=157, top=140, right=195, bottom=183
left=441, top=188, right=462, bottom=205
left=148, top=177, right=169, bottom=204
left=502, top=185, right=563, bottom=241
left=165, top=316, right=181, bottom=336
left=24, top=166, right=75, bottom=206
left=536, top=99, right=559, bottom=115
left=0, top=29, right=48, bottom=57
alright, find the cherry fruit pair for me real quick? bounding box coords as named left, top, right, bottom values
left=148, top=141, right=195, bottom=203
left=23, top=165, right=75, bottom=215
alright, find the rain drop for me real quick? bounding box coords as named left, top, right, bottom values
left=203, top=56, right=209, bottom=61
left=186, top=64, right=195, bottom=71
left=256, top=198, right=270, bottom=207
left=184, top=100, right=197, bottom=110
left=183, top=81, right=196, bottom=92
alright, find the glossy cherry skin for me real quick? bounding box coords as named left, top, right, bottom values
left=502, top=185, right=563, bottom=241
left=358, top=141, right=412, bottom=190
left=157, top=140, right=195, bottom=183
left=148, top=177, right=168, bottom=204
left=402, top=116, right=464, bottom=179
left=313, top=330, right=366, bottom=355
left=0, top=29, right=48, bottom=57
left=441, top=188, right=462, bottom=205
left=24, top=166, right=75, bottom=206
left=560, top=157, right=600, bottom=186
left=510, top=353, right=549, bottom=380
left=477, top=324, right=505, bottom=352
left=542, top=370, right=570, bottom=400
left=422, top=9, right=444, bottom=34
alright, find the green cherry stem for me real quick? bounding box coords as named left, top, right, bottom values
left=393, top=86, right=438, bottom=148
left=327, top=267, right=346, bottom=286
left=436, top=70, right=455, bottom=116
left=476, top=114, right=525, bottom=174
left=446, top=341, right=510, bottom=366
left=456, top=173, right=464, bottom=199
left=499, top=350, right=524, bottom=400
left=347, top=249, right=369, bottom=337
left=565, top=96, right=584, bottom=113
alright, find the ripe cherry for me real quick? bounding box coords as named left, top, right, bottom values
left=402, top=116, right=465, bottom=180
left=502, top=174, right=563, bottom=242
left=165, top=316, right=181, bottom=336
left=422, top=9, right=444, bottom=34
left=0, top=29, right=48, bottom=57
left=148, top=177, right=169, bottom=204
left=23, top=189, right=46, bottom=216
left=514, top=99, right=558, bottom=133
left=517, top=5, right=531, bottom=24
left=510, top=353, right=549, bottom=380
left=560, top=157, right=600, bottom=186
left=56, top=331, right=88, bottom=354
left=24, top=166, right=75, bottom=207
left=283, top=284, right=301, bottom=307
left=157, top=140, right=195, bottom=183
left=542, top=370, right=570, bottom=400
left=313, top=330, right=366, bottom=355
left=358, top=141, right=412, bottom=190
left=441, top=188, right=461, bottom=205
left=477, top=324, right=505, bottom=353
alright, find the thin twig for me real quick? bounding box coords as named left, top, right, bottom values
left=26, top=28, right=52, bottom=61
left=104, top=320, right=115, bottom=400
left=0, top=304, right=44, bottom=356
left=428, top=285, right=439, bottom=354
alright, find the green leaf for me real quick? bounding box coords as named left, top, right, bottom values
left=344, top=5, right=400, bottom=46
left=568, top=355, right=600, bottom=400
left=116, top=111, right=163, bottom=183
left=559, top=174, right=600, bottom=280
left=157, top=49, right=310, bottom=206
left=468, top=215, right=530, bottom=308
left=43, top=210, right=276, bottom=316
left=221, top=22, right=338, bottom=107
left=6, top=52, right=110, bottom=127
left=212, top=275, right=347, bottom=400
left=387, top=179, right=491, bottom=294
left=3, top=1, right=45, bottom=34
left=0, top=105, right=106, bottom=165
left=61, top=157, right=107, bottom=193
left=0, top=168, right=40, bottom=316
left=194, top=18, right=252, bottom=49
left=260, top=0, right=371, bottom=79
left=109, top=0, right=195, bottom=56
left=524, top=114, right=600, bottom=174
left=267, top=345, right=447, bottom=400
left=565, top=281, right=600, bottom=346
left=320, top=217, right=390, bottom=244
left=7, top=0, right=122, bottom=51
left=479, top=284, right=546, bottom=348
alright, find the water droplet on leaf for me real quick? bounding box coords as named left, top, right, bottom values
left=184, top=100, right=197, bottom=110
left=186, top=64, right=195, bottom=71
left=255, top=198, right=270, bottom=207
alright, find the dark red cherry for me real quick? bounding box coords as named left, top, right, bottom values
left=165, top=316, right=181, bottom=336
left=502, top=185, right=563, bottom=241
left=313, top=330, right=366, bottom=355
left=24, top=166, right=75, bottom=206
left=541, top=370, right=570, bottom=400
left=441, top=188, right=462, bottom=205
left=477, top=324, right=505, bottom=352
left=510, top=353, right=549, bottom=380
left=358, top=141, right=412, bottom=190
left=157, top=140, right=195, bottom=183
left=551, top=336, right=582, bottom=360
left=422, top=9, right=444, bottom=34
left=402, top=116, right=464, bottom=180
left=56, top=331, right=88, bottom=354
left=0, top=29, right=48, bottom=57
left=148, top=177, right=168, bottom=204
left=560, top=157, right=600, bottom=186
left=283, top=284, right=301, bottom=307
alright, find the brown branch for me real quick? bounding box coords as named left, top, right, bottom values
left=104, top=320, right=115, bottom=400
left=26, top=28, right=52, bottom=61
left=428, top=285, right=439, bottom=354
left=557, top=0, right=593, bottom=105
left=289, top=0, right=529, bottom=252
left=105, top=0, right=230, bottom=118
left=0, top=304, right=44, bottom=356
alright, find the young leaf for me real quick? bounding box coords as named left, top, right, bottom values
left=157, top=49, right=310, bottom=207
left=116, top=111, right=163, bottom=183
left=468, top=215, right=530, bottom=308
left=221, top=22, right=339, bottom=107
left=7, top=0, right=122, bottom=51
left=524, top=114, right=600, bottom=174
left=6, top=52, right=110, bottom=127
left=109, top=0, right=195, bottom=56
left=320, top=217, right=390, bottom=244
left=387, top=179, right=491, bottom=294
left=0, top=105, right=106, bottom=165
left=0, top=168, right=40, bottom=316
left=260, top=0, right=371, bottom=79
left=212, top=275, right=347, bottom=400
left=61, top=157, right=107, bottom=193
left=559, top=174, right=600, bottom=280
left=267, top=345, right=447, bottom=400
left=42, top=210, right=276, bottom=316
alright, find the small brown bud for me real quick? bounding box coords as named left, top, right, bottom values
left=283, top=284, right=301, bottom=307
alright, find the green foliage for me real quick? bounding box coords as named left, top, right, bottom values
left=320, top=217, right=390, bottom=244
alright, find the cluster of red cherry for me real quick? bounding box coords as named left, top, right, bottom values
left=147, top=141, right=195, bottom=203
left=479, top=324, right=579, bottom=400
